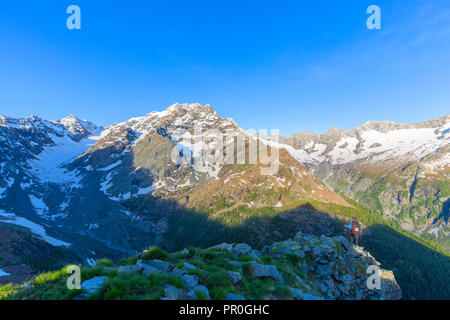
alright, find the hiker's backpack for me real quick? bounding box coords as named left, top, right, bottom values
left=351, top=220, right=361, bottom=233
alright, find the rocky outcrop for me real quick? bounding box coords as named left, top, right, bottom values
left=69, top=232, right=401, bottom=300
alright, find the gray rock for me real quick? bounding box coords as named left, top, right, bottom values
left=289, top=287, right=323, bottom=300
left=165, top=284, right=188, bottom=300
left=316, top=278, right=338, bottom=299
left=268, top=240, right=305, bottom=258
left=101, top=266, right=116, bottom=273
left=138, top=259, right=171, bottom=273
left=181, top=248, right=189, bottom=255
left=188, top=285, right=211, bottom=300
left=182, top=262, right=197, bottom=271
left=294, top=231, right=303, bottom=241
left=80, top=276, right=108, bottom=296
left=209, top=243, right=233, bottom=252
left=332, top=235, right=352, bottom=251
left=20, top=283, right=33, bottom=290
left=312, top=244, right=337, bottom=262
left=228, top=271, right=242, bottom=284
left=182, top=274, right=199, bottom=291
left=171, top=262, right=196, bottom=278
left=232, top=243, right=253, bottom=257
left=334, top=273, right=354, bottom=294
left=313, top=264, right=333, bottom=277
left=249, top=262, right=284, bottom=284
left=355, top=288, right=363, bottom=300
left=225, top=293, right=245, bottom=300
left=117, top=264, right=144, bottom=274
left=171, top=267, right=187, bottom=278
left=224, top=259, right=243, bottom=267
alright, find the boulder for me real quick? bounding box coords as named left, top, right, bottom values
left=224, top=259, right=243, bottom=267
left=225, top=293, right=245, bottom=300
left=298, top=261, right=309, bottom=274
left=117, top=264, right=144, bottom=274
left=138, top=259, right=171, bottom=273
left=268, top=240, right=305, bottom=258
left=182, top=274, right=199, bottom=291
left=249, top=262, right=284, bottom=284
left=227, top=271, right=242, bottom=284
left=379, top=270, right=402, bottom=300
left=80, top=276, right=108, bottom=296
left=289, top=287, right=323, bottom=300
left=182, top=262, right=197, bottom=271
left=164, top=284, right=188, bottom=300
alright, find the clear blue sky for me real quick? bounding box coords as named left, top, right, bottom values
left=1, top=1, right=449, bottom=136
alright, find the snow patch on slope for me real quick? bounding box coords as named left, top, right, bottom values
left=29, top=195, right=48, bottom=215
left=0, top=210, right=71, bottom=247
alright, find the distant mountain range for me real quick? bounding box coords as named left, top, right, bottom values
left=0, top=104, right=448, bottom=299
left=279, top=114, right=450, bottom=249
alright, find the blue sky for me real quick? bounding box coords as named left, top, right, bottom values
left=0, top=0, right=449, bottom=136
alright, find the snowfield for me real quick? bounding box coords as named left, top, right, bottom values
left=0, top=268, right=10, bottom=277
left=0, top=210, right=71, bottom=247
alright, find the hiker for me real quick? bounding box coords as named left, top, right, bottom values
left=344, top=217, right=362, bottom=245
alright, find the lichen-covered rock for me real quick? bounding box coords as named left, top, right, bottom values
left=5, top=230, right=402, bottom=301
left=380, top=270, right=402, bottom=300
left=267, top=240, right=305, bottom=258
left=248, top=262, right=284, bottom=284
left=209, top=243, right=233, bottom=252
left=232, top=243, right=254, bottom=257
